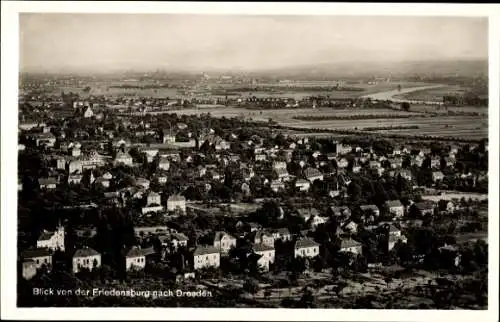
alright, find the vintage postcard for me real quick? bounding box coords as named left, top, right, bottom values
left=1, top=1, right=499, bottom=321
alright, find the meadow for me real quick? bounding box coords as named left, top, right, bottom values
left=172, top=107, right=488, bottom=140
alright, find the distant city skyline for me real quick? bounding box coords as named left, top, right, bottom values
left=20, top=14, right=488, bottom=73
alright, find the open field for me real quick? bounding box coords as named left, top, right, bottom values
left=165, top=106, right=488, bottom=140
left=46, top=81, right=436, bottom=100
left=409, top=104, right=488, bottom=116
left=279, top=115, right=488, bottom=140
left=393, top=85, right=468, bottom=102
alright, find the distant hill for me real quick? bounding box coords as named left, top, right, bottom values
left=249, top=59, right=488, bottom=79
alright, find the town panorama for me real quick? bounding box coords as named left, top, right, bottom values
left=16, top=14, right=489, bottom=309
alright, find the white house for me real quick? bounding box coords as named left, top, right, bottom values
left=124, top=246, right=155, bottom=271
left=253, top=244, right=275, bottom=271
left=125, top=247, right=147, bottom=271
left=114, top=151, right=133, bottom=166
left=147, top=191, right=162, bottom=206
left=72, top=247, right=101, bottom=273
left=340, top=238, right=362, bottom=254
left=294, top=238, right=320, bottom=258
left=295, top=179, right=311, bottom=192
left=304, top=167, right=323, bottom=182
left=83, top=106, right=94, bottom=118
left=385, top=200, right=404, bottom=218
left=213, top=231, right=237, bottom=254
left=254, top=231, right=275, bottom=247
left=167, top=194, right=186, bottom=213
left=36, top=224, right=65, bottom=252
left=38, top=177, right=57, bottom=190
left=193, top=246, right=220, bottom=270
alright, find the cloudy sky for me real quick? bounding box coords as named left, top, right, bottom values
left=19, top=14, right=488, bottom=72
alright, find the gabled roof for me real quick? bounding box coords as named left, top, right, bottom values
left=168, top=194, right=185, bottom=202
left=193, top=245, right=219, bottom=256
left=385, top=200, right=403, bottom=208
left=360, top=204, right=379, bottom=212
left=414, top=201, right=436, bottom=210
left=295, top=238, right=319, bottom=249
left=253, top=243, right=275, bottom=253
left=38, top=177, right=57, bottom=185
left=125, top=247, right=145, bottom=258
left=304, top=167, right=322, bottom=178
left=74, top=247, right=100, bottom=258
left=214, top=231, right=235, bottom=242
left=172, top=233, right=188, bottom=241
left=23, top=248, right=52, bottom=259
left=276, top=227, right=291, bottom=235
left=340, top=238, right=362, bottom=249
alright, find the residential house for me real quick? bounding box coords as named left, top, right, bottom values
left=94, top=176, right=110, bottom=188
left=304, top=167, right=323, bottom=182
left=124, top=246, right=155, bottom=271
left=72, top=247, right=101, bottom=273
left=444, top=157, right=456, bottom=168
left=330, top=206, right=352, bottom=220
left=254, top=231, right=275, bottom=247
left=253, top=244, right=275, bottom=271
left=22, top=248, right=53, bottom=278
left=411, top=201, right=436, bottom=217
left=134, top=178, right=149, bottom=190
left=274, top=168, right=290, bottom=181
left=36, top=224, right=65, bottom=252
left=171, top=233, right=189, bottom=249
left=270, top=180, right=285, bottom=192
left=432, top=171, right=445, bottom=182
left=83, top=106, right=94, bottom=118
left=167, top=194, right=186, bottom=213
left=213, top=231, right=237, bottom=254
left=384, top=224, right=407, bottom=251
left=273, top=228, right=292, bottom=242
left=342, top=220, right=358, bottom=234
left=69, top=159, right=83, bottom=174
left=114, top=151, right=133, bottom=166
left=309, top=215, right=329, bottom=229
left=296, top=208, right=320, bottom=223
left=38, top=177, right=57, bottom=190
left=412, top=155, right=425, bottom=167
left=68, top=174, right=83, bottom=185
left=388, top=157, right=403, bottom=169
left=146, top=191, right=161, bottom=206
left=360, top=204, right=380, bottom=217
left=394, top=169, right=412, bottom=181
left=295, top=179, right=311, bottom=192
left=431, top=157, right=441, bottom=169
left=369, top=160, right=381, bottom=169
left=193, top=246, right=220, bottom=270
left=142, top=148, right=159, bottom=163
left=337, top=158, right=349, bottom=169
left=438, top=200, right=455, bottom=214
left=385, top=200, right=404, bottom=218
left=294, top=238, right=320, bottom=258
left=340, top=238, right=362, bottom=254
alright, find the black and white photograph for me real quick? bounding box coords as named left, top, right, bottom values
left=1, top=2, right=499, bottom=321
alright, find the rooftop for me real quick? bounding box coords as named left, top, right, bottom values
left=23, top=248, right=52, bottom=259
left=253, top=243, right=275, bottom=252
left=295, top=238, right=319, bottom=249
left=193, top=245, right=220, bottom=256
left=74, top=247, right=100, bottom=258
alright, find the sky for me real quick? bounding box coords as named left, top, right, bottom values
left=19, top=14, right=488, bottom=72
